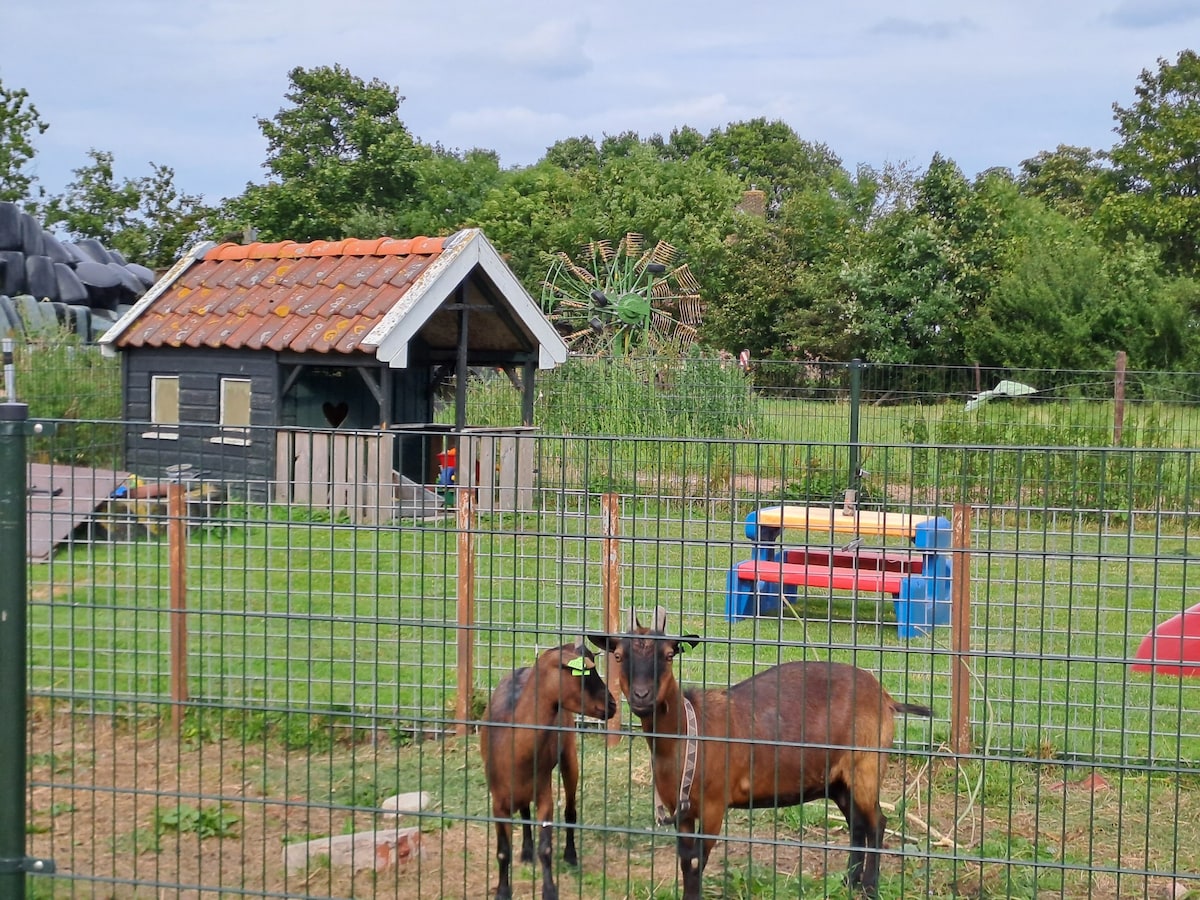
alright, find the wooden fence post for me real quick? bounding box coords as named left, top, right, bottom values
left=168, top=483, right=188, bottom=737
left=601, top=493, right=623, bottom=745
left=950, top=503, right=972, bottom=756
left=455, top=491, right=476, bottom=738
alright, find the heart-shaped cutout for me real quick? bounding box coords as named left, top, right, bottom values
left=322, top=400, right=349, bottom=427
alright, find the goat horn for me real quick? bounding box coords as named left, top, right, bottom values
left=628, top=606, right=641, bottom=632
left=653, top=605, right=668, bottom=633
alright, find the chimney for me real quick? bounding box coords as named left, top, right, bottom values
left=735, top=188, right=766, bottom=218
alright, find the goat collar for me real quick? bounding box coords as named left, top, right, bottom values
left=654, top=695, right=698, bottom=827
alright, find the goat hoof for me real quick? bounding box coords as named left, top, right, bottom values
left=843, top=874, right=875, bottom=898
left=563, top=850, right=579, bottom=867
left=519, top=848, right=534, bottom=864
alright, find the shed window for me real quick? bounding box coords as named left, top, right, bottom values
left=143, top=375, right=179, bottom=440
left=212, top=378, right=252, bottom=446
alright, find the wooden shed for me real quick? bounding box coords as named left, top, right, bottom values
left=98, top=228, right=568, bottom=518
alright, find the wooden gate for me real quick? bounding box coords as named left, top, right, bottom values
left=274, top=430, right=395, bottom=524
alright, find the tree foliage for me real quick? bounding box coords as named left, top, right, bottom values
left=222, top=64, right=421, bottom=241
left=0, top=79, right=49, bottom=204
left=1100, top=50, right=1200, bottom=274
left=1017, top=144, right=1107, bottom=218
left=44, top=149, right=210, bottom=268
left=699, top=118, right=843, bottom=213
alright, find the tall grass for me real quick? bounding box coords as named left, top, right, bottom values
left=457, top=354, right=766, bottom=439
left=7, top=328, right=124, bottom=466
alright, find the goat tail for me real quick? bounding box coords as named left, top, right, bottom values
left=893, top=702, right=934, bottom=718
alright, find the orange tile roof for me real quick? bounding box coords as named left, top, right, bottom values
left=114, top=235, right=448, bottom=354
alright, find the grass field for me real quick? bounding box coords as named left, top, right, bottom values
left=24, top=489, right=1200, bottom=897
left=30, top=501, right=1200, bottom=759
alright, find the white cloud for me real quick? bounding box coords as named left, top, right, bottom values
left=1, top=0, right=1192, bottom=203
left=499, top=19, right=594, bottom=78
left=1106, top=0, right=1200, bottom=28
left=864, top=16, right=979, bottom=39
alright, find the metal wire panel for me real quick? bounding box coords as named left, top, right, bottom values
left=13, top=415, right=1200, bottom=898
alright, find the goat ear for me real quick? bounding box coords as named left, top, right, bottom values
left=678, top=634, right=702, bottom=653
left=586, top=632, right=619, bottom=653
left=652, top=605, right=669, bottom=633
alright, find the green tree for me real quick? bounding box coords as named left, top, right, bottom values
left=223, top=64, right=421, bottom=241
left=703, top=168, right=878, bottom=360
left=475, top=139, right=741, bottom=295
left=0, top=79, right=49, bottom=204
left=1017, top=144, right=1108, bottom=218
left=648, top=125, right=706, bottom=161
left=470, top=162, right=588, bottom=285
left=541, top=136, right=601, bottom=172
left=699, top=118, right=844, bottom=213
left=966, top=222, right=1112, bottom=369
left=1099, top=49, right=1200, bottom=274
left=341, top=144, right=504, bottom=239
left=44, top=149, right=210, bottom=267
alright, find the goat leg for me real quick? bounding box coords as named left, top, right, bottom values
left=831, top=785, right=867, bottom=888
left=535, top=787, right=559, bottom=900
left=859, top=808, right=887, bottom=898
left=518, top=806, right=535, bottom=863
left=493, top=818, right=514, bottom=900
left=559, top=738, right=581, bottom=866
left=675, top=813, right=711, bottom=900
left=836, top=790, right=887, bottom=898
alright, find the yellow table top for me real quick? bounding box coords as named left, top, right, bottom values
left=754, top=505, right=937, bottom=539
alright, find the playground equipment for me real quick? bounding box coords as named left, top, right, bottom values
left=725, top=505, right=953, bottom=638
left=1131, top=601, right=1200, bottom=679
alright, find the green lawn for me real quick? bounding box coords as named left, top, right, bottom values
left=29, top=500, right=1200, bottom=766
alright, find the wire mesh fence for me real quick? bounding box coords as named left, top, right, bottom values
left=448, top=355, right=1200, bottom=454
left=12, top=418, right=1200, bottom=899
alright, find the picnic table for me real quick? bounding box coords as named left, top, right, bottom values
left=725, top=504, right=953, bottom=637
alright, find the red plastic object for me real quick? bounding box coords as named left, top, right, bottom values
left=735, top=560, right=904, bottom=596
left=1131, top=602, right=1200, bottom=678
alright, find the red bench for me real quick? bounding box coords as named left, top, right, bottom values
left=735, top=560, right=905, bottom=597
left=778, top=547, right=922, bottom=575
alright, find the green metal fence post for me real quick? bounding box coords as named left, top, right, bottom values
left=0, top=340, right=54, bottom=898
left=847, top=358, right=862, bottom=508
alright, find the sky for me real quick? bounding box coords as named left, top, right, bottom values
left=3, top=1, right=1198, bottom=207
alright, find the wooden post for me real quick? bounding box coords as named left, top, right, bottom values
left=168, top=483, right=188, bottom=737
left=601, top=493, right=623, bottom=745
left=455, top=491, right=476, bottom=738
left=1113, top=350, right=1127, bottom=446
left=950, top=503, right=972, bottom=756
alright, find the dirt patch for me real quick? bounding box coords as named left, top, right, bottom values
left=25, top=707, right=1197, bottom=899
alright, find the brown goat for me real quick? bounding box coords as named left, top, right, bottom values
left=479, top=639, right=618, bottom=900
left=588, top=607, right=932, bottom=899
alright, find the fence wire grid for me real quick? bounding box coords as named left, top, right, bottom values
left=9, top=411, right=1200, bottom=899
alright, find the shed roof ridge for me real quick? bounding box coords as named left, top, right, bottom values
left=206, top=235, right=447, bottom=262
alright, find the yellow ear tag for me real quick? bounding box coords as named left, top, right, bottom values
left=565, top=657, right=588, bottom=677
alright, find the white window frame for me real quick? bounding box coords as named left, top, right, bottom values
left=142, top=375, right=180, bottom=440
left=211, top=377, right=253, bottom=446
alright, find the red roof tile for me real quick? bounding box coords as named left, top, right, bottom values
left=114, top=235, right=448, bottom=354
